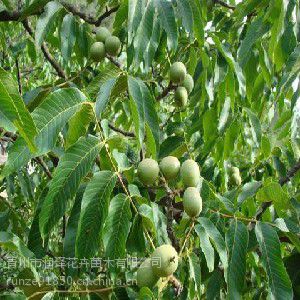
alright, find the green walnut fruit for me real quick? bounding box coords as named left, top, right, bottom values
left=151, top=244, right=179, bottom=277
left=96, top=26, right=111, bottom=42
left=137, top=258, right=159, bottom=288
left=174, top=87, right=188, bottom=107
left=105, top=36, right=121, bottom=56
left=183, top=187, right=202, bottom=218
left=90, top=42, right=105, bottom=61
left=170, top=62, right=187, bottom=84
left=159, top=156, right=180, bottom=180
left=181, top=159, right=200, bottom=187
left=137, top=158, right=159, bottom=186
left=182, top=74, right=194, bottom=94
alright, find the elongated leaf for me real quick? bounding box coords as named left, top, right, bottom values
left=198, top=217, right=228, bottom=270
left=237, top=16, right=269, bottom=67
left=244, top=108, right=262, bottom=147
left=195, top=224, right=214, bottom=272
left=35, top=1, right=62, bottom=48
left=237, top=181, right=262, bottom=205
left=95, top=77, right=118, bottom=118
left=28, top=189, right=48, bottom=258
left=128, top=76, right=160, bottom=153
left=1, top=88, right=87, bottom=178
left=128, top=0, right=146, bottom=44
left=226, top=220, right=249, bottom=299
left=0, top=231, right=39, bottom=280
left=76, top=171, right=117, bottom=258
left=39, top=136, right=103, bottom=238
left=212, top=35, right=246, bottom=97
left=255, top=222, right=293, bottom=299
left=277, top=44, right=300, bottom=100
left=0, top=68, right=37, bottom=152
left=66, top=103, right=94, bottom=148
left=60, top=13, right=76, bottom=62
left=21, top=0, right=51, bottom=20
left=177, top=0, right=193, bottom=34
left=103, top=193, right=132, bottom=259
left=134, top=0, right=155, bottom=66
left=188, top=0, right=204, bottom=45
left=155, top=0, right=178, bottom=50
left=188, top=252, right=201, bottom=297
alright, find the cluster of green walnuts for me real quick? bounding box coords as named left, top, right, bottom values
left=169, top=62, right=194, bottom=107
left=136, top=156, right=202, bottom=288
left=90, top=26, right=121, bottom=61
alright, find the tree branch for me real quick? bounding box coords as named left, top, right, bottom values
left=108, top=123, right=135, bottom=137
left=34, top=157, right=53, bottom=179
left=60, top=1, right=119, bottom=26
left=213, top=0, right=235, bottom=10
left=22, top=19, right=67, bottom=79
left=157, top=82, right=176, bottom=101
left=254, top=159, right=300, bottom=222
left=15, top=58, right=22, bottom=95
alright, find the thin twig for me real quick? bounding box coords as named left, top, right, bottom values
left=214, top=0, right=235, bottom=10
left=15, top=58, right=22, bottom=95
left=108, top=123, right=135, bottom=137
left=34, top=157, right=53, bottom=179
left=253, top=159, right=300, bottom=223
left=157, top=82, right=176, bottom=101
left=179, top=220, right=195, bottom=256
left=22, top=19, right=67, bottom=79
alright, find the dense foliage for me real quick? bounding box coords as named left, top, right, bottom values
left=0, top=0, right=300, bottom=299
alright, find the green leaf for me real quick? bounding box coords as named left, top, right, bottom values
left=212, top=35, right=246, bottom=98
left=197, top=217, right=228, bottom=270
left=177, top=0, right=193, bottom=35
left=35, top=1, right=62, bottom=48
left=64, top=186, right=84, bottom=276
left=195, top=224, right=214, bottom=272
left=65, top=103, right=94, bottom=148
left=255, top=222, right=293, bottom=299
left=159, top=136, right=187, bottom=159
left=27, top=189, right=48, bottom=258
left=237, top=181, right=262, bottom=205
left=188, top=252, right=201, bottom=297
left=21, top=0, right=51, bottom=21
left=127, top=214, right=146, bottom=253
left=256, top=181, right=289, bottom=216
left=277, top=44, right=300, bottom=100
left=0, top=68, right=37, bottom=152
left=188, top=0, right=204, bottom=46
left=128, top=0, right=146, bottom=44
left=224, top=119, right=240, bottom=159
left=127, top=76, right=160, bottom=152
left=237, top=16, right=269, bottom=67
left=207, top=269, right=223, bottom=300
left=226, top=220, right=249, bottom=299
left=133, top=0, right=155, bottom=67
left=0, top=231, right=39, bottom=281
left=1, top=88, right=87, bottom=178
left=244, top=108, right=262, bottom=147
left=95, top=77, right=118, bottom=118
left=103, top=193, right=132, bottom=259
left=138, top=287, right=155, bottom=300
left=155, top=0, right=178, bottom=50
left=39, top=136, right=103, bottom=238
left=76, top=171, right=117, bottom=258
left=60, top=13, right=76, bottom=62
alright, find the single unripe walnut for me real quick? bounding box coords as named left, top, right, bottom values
left=90, top=42, right=105, bottom=61
left=182, top=74, right=194, bottom=94
left=159, top=156, right=180, bottom=180
left=137, top=158, right=159, bottom=186
left=105, top=36, right=121, bottom=56
left=183, top=187, right=202, bottom=217
left=170, top=62, right=186, bottom=84
left=96, top=27, right=111, bottom=42
left=151, top=244, right=178, bottom=277
left=137, top=258, right=159, bottom=288
left=174, top=87, right=188, bottom=107
left=181, top=159, right=200, bottom=187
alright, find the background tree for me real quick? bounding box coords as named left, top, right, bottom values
left=0, top=0, right=300, bottom=299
